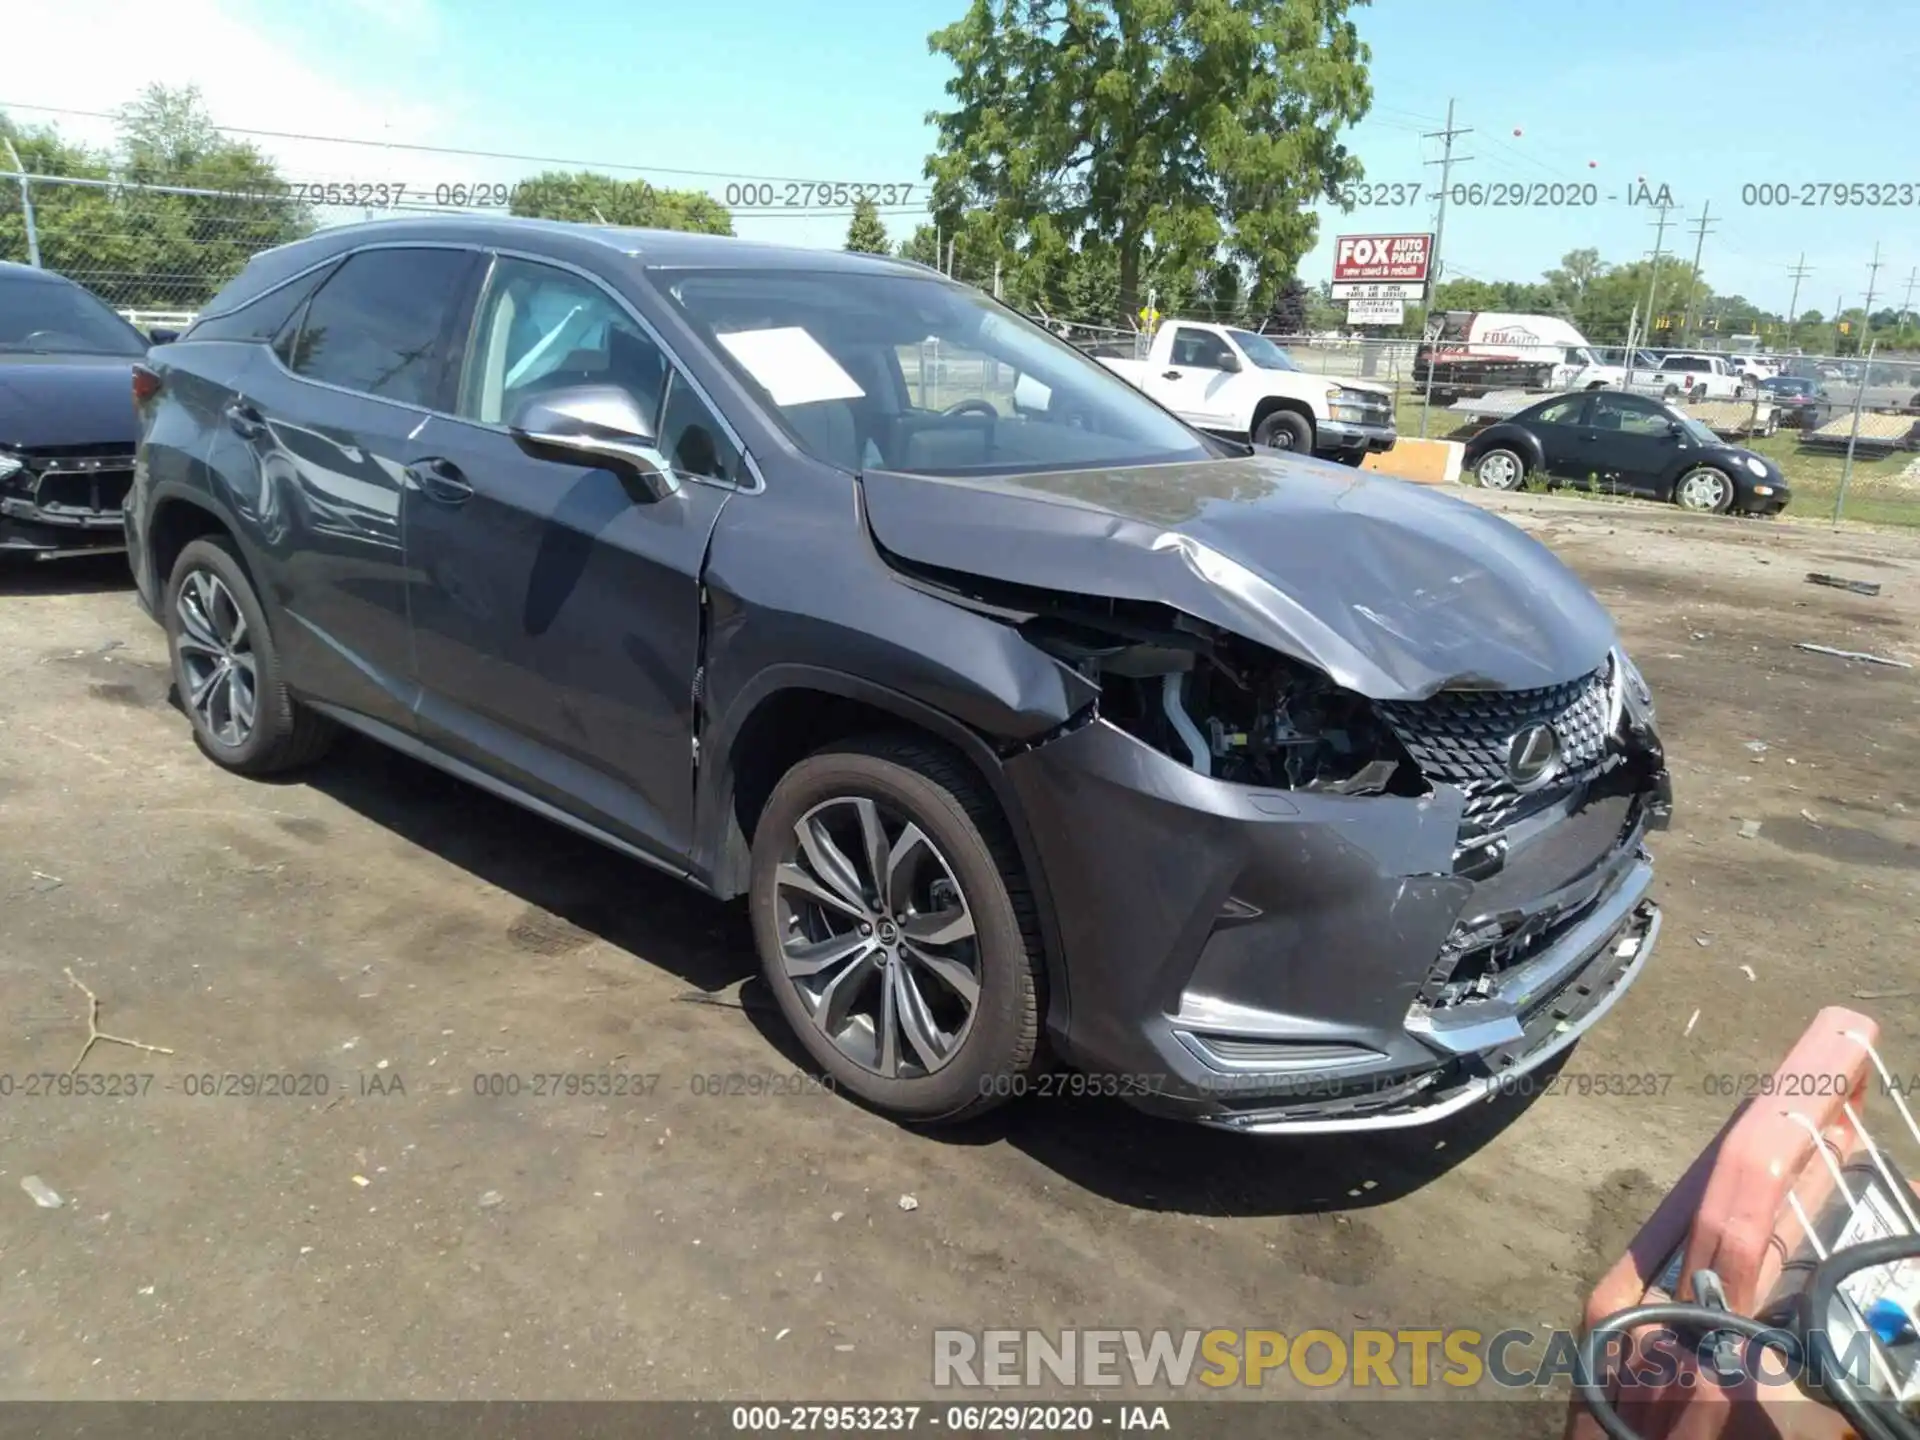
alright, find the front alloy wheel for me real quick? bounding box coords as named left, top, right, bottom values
left=175, top=569, right=258, bottom=747
left=1675, top=466, right=1732, bottom=513
left=748, top=735, right=1045, bottom=1123
left=775, top=796, right=981, bottom=1078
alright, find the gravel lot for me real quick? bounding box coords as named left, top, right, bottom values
left=2, top=492, right=1916, bottom=1428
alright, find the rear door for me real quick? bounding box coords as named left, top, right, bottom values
left=401, top=253, right=739, bottom=864
left=203, top=245, right=481, bottom=731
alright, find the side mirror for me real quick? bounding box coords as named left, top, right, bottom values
left=148, top=327, right=180, bottom=346
left=507, top=384, right=677, bottom=500
left=1216, top=351, right=1242, bottom=373
left=1667, top=420, right=1685, bottom=438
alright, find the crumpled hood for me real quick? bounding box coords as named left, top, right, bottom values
left=860, top=454, right=1617, bottom=701
left=0, top=355, right=140, bottom=450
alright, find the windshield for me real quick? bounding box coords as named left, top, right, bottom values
left=657, top=267, right=1216, bottom=476
left=0, top=273, right=147, bottom=357
left=1225, top=329, right=1301, bottom=371
left=1567, top=347, right=1599, bottom=366
left=1663, top=406, right=1720, bottom=446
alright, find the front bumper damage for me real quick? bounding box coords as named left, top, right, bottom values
left=1315, top=418, right=1397, bottom=457
left=0, top=450, right=135, bottom=558
left=1004, top=709, right=1670, bottom=1133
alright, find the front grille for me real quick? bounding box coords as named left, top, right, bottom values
left=1376, top=662, right=1614, bottom=835
left=26, top=456, right=135, bottom=521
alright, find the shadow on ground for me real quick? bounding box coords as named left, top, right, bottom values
left=0, top=552, right=136, bottom=596
left=296, top=730, right=1549, bottom=1220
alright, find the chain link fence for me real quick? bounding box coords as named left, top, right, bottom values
left=5, top=169, right=1917, bottom=524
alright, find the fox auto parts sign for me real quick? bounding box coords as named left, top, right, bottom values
left=1333, top=233, right=1433, bottom=284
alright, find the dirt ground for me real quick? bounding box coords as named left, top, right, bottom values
left=2, top=493, right=1917, bottom=1427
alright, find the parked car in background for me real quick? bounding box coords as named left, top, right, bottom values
left=0, top=262, right=177, bottom=561
left=1095, top=320, right=1396, bottom=464
left=127, top=216, right=1670, bottom=1134
left=1728, top=353, right=1780, bottom=382
left=1758, top=375, right=1831, bottom=429
left=1465, top=389, right=1790, bottom=515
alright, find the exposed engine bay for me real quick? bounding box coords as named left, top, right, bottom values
left=886, top=554, right=1424, bottom=796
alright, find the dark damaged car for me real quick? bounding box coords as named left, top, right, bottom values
left=127, top=219, right=1671, bottom=1133
left=0, top=261, right=173, bottom=560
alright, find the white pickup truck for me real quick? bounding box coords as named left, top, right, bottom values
left=1094, top=321, right=1396, bottom=464
left=1625, top=353, right=1752, bottom=401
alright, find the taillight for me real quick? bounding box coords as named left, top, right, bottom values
left=131, top=365, right=162, bottom=404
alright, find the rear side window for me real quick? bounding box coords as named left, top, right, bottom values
left=185, top=261, right=338, bottom=344
left=284, top=248, right=478, bottom=408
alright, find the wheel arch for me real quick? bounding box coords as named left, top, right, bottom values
left=693, top=664, right=1072, bottom=1033
left=147, top=486, right=254, bottom=598
left=1249, top=395, right=1316, bottom=443
left=1467, top=426, right=1544, bottom=472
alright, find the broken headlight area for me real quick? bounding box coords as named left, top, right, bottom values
left=1019, top=612, right=1424, bottom=798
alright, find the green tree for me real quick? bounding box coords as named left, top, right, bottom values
left=509, top=170, right=733, bottom=234
left=3, top=86, right=312, bottom=309
left=1266, top=275, right=1310, bottom=334
left=844, top=197, right=891, bottom=254
left=924, top=0, right=1373, bottom=318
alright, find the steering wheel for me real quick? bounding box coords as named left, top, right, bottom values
left=941, top=398, right=1000, bottom=420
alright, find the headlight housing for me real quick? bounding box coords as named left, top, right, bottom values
left=1608, top=646, right=1655, bottom=731
left=1743, top=456, right=1768, bottom=477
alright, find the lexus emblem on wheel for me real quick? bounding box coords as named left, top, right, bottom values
left=1505, top=723, right=1560, bottom=788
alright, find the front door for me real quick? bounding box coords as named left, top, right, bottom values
left=1578, top=393, right=1681, bottom=496
left=1523, top=393, right=1594, bottom=481
left=402, top=255, right=741, bottom=865
left=1158, top=326, right=1240, bottom=429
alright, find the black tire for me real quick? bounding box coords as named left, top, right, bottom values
left=165, top=534, right=337, bottom=774
left=1473, top=447, right=1528, bottom=490
left=1252, top=409, right=1313, bottom=453
left=1672, top=465, right=1735, bottom=515
left=748, top=733, right=1044, bottom=1124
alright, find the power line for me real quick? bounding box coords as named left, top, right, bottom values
left=1417, top=98, right=1471, bottom=438
left=0, top=97, right=910, bottom=188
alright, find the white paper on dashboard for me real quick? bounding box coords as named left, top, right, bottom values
left=715, top=327, right=866, bottom=406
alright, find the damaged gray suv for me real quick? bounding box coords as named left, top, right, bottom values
left=127, top=218, right=1671, bottom=1131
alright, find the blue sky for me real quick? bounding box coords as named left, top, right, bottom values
left=11, top=0, right=1918, bottom=318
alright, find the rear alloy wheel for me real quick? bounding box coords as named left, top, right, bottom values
left=1475, top=448, right=1527, bottom=490
left=1674, top=466, right=1734, bottom=514
left=165, top=536, right=336, bottom=773
left=749, top=736, right=1043, bottom=1123
left=1253, top=409, right=1313, bottom=453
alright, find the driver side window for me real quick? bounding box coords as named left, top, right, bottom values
left=1169, top=327, right=1232, bottom=370
left=459, top=258, right=667, bottom=428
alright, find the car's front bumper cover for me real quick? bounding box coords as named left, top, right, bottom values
left=1317, top=418, right=1398, bottom=454
left=1003, top=712, right=1669, bottom=1132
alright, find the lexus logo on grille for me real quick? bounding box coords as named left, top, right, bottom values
left=1505, top=723, right=1559, bottom=788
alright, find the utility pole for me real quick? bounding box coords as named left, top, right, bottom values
left=1679, top=201, right=1716, bottom=345
left=1785, top=254, right=1812, bottom=347
left=1, top=138, right=39, bottom=268
left=1417, top=98, right=1473, bottom=438
left=1642, top=201, right=1676, bottom=352
left=1901, top=267, right=1918, bottom=327
left=1858, top=241, right=1884, bottom=354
